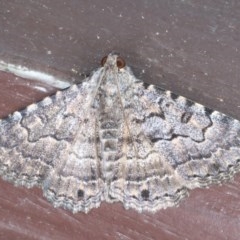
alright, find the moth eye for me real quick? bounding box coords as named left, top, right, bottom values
left=101, top=56, right=108, bottom=66
left=116, top=56, right=126, bottom=69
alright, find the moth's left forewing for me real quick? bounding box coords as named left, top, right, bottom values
left=109, top=66, right=240, bottom=212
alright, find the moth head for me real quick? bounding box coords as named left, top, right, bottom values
left=101, top=54, right=126, bottom=69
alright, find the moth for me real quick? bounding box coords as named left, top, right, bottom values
left=0, top=53, right=239, bottom=213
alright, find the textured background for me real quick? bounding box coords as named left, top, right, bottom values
left=0, top=1, right=240, bottom=239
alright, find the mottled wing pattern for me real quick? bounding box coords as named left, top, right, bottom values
left=109, top=67, right=240, bottom=212
left=1, top=53, right=240, bottom=214
left=0, top=71, right=104, bottom=213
